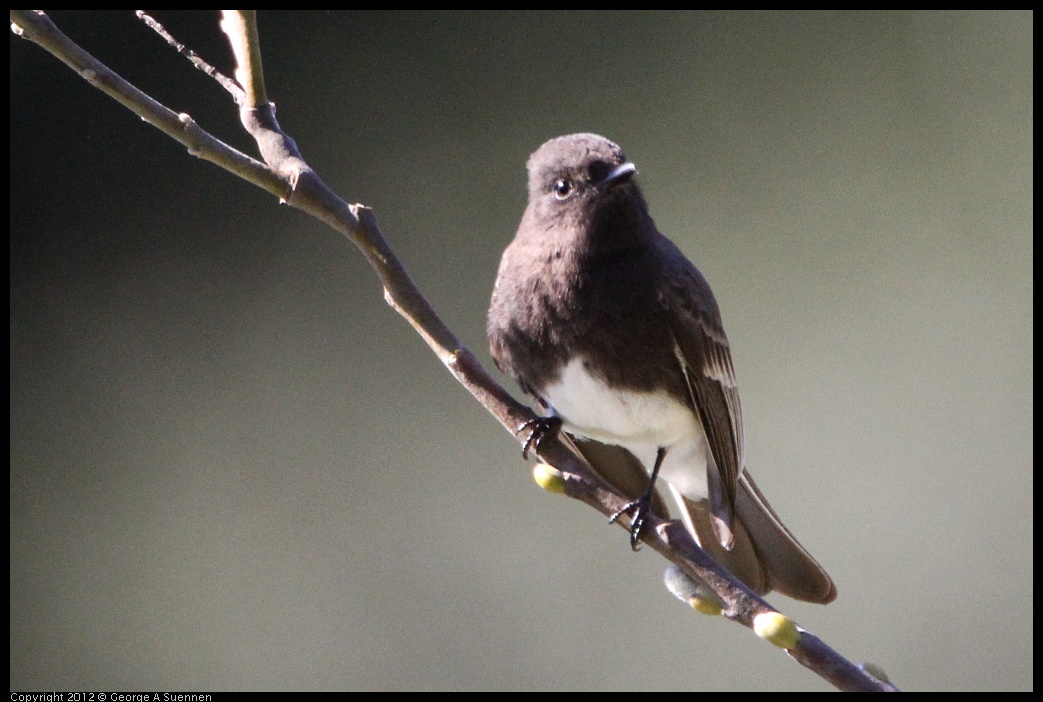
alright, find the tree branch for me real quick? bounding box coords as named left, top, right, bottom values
left=9, top=10, right=896, bottom=691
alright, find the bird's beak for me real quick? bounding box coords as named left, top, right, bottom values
left=600, top=161, right=638, bottom=187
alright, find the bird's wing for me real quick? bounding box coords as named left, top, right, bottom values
left=658, top=251, right=744, bottom=550
left=657, top=241, right=837, bottom=603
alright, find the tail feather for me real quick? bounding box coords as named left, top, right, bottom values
left=732, top=471, right=837, bottom=603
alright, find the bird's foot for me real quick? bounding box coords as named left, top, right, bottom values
left=610, top=495, right=653, bottom=551
left=516, top=415, right=562, bottom=460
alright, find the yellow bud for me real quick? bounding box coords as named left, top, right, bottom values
left=532, top=463, right=566, bottom=494
left=753, top=611, right=801, bottom=650
left=689, top=596, right=723, bottom=616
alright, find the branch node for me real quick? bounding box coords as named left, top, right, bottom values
left=352, top=203, right=375, bottom=221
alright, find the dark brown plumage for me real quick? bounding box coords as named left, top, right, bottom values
left=488, top=133, right=836, bottom=603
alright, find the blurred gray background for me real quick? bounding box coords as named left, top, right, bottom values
left=10, top=11, right=1032, bottom=691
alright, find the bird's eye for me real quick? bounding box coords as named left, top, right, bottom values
left=553, top=179, right=573, bottom=199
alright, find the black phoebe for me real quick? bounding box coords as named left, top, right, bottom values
left=488, top=133, right=836, bottom=604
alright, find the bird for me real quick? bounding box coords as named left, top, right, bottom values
left=487, top=133, right=836, bottom=603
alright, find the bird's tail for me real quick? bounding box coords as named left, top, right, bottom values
left=571, top=437, right=836, bottom=604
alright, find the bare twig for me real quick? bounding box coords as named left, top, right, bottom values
left=137, top=11, right=245, bottom=102
left=9, top=10, right=896, bottom=691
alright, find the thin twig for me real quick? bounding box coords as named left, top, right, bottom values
left=136, top=11, right=245, bottom=104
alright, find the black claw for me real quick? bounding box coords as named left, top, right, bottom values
left=516, top=415, right=562, bottom=460
left=610, top=496, right=653, bottom=551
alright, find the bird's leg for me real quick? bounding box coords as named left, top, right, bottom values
left=516, top=415, right=563, bottom=460
left=610, top=446, right=667, bottom=551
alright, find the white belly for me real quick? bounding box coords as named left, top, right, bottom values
left=541, top=357, right=711, bottom=500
